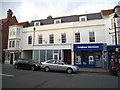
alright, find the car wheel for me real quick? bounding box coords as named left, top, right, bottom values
left=117, top=70, right=120, bottom=77
left=31, top=66, right=35, bottom=71
left=44, top=67, right=50, bottom=72
left=66, top=68, right=73, bottom=74
left=14, top=65, right=19, bottom=69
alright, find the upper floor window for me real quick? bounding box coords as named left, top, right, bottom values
left=75, top=33, right=80, bottom=43
left=34, top=22, right=40, bottom=26
left=79, top=16, right=87, bottom=21
left=54, top=19, right=61, bottom=24
left=61, top=33, right=66, bottom=43
left=9, top=41, right=15, bottom=48
left=49, top=34, right=54, bottom=43
left=17, top=28, right=20, bottom=35
left=112, top=35, right=115, bottom=45
left=9, top=30, right=15, bottom=36
left=118, top=34, right=120, bottom=45
left=111, top=18, right=115, bottom=29
left=89, top=32, right=95, bottom=42
left=16, top=41, right=20, bottom=48
left=38, top=35, right=42, bottom=44
left=12, top=41, right=15, bottom=47
left=28, top=36, right=32, bottom=44
left=9, top=41, right=12, bottom=48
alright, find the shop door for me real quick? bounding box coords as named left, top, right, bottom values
left=81, top=52, right=89, bottom=67
left=96, top=54, right=102, bottom=67
left=10, top=53, right=13, bottom=64
left=53, top=53, right=59, bottom=60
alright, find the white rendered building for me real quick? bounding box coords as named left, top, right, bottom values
left=5, top=5, right=120, bottom=68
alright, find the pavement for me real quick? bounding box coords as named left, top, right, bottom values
left=79, top=68, right=109, bottom=73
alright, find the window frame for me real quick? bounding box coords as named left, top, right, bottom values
left=89, top=32, right=95, bottom=42
left=75, top=33, right=80, bottom=43
left=28, top=36, right=32, bottom=44
left=38, top=35, right=42, bottom=44
left=61, top=33, right=66, bottom=43
left=79, top=16, right=87, bottom=22
left=34, top=22, right=41, bottom=26
left=49, top=34, right=54, bottom=44
left=54, top=19, right=61, bottom=24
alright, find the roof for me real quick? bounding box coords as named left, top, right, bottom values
left=101, top=9, right=114, bottom=16
left=101, top=5, right=120, bottom=16
left=28, top=12, right=102, bottom=27
left=11, top=21, right=29, bottom=26
left=0, top=18, right=8, bottom=22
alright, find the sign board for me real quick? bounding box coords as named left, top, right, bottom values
left=74, top=43, right=106, bottom=51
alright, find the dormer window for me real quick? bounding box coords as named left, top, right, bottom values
left=54, top=19, right=61, bottom=24
left=34, top=22, right=40, bottom=26
left=79, top=16, right=87, bottom=21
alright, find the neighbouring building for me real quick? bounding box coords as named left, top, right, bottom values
left=5, top=5, right=120, bottom=68
left=0, top=9, right=18, bottom=64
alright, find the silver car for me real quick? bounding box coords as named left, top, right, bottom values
left=41, top=60, right=79, bottom=74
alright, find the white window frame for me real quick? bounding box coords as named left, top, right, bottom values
left=89, top=32, right=95, bottom=42
left=16, top=40, right=20, bottom=48
left=118, top=34, right=120, bottom=45
left=79, top=16, right=87, bottom=21
left=75, top=32, right=80, bottom=43
left=49, top=34, right=54, bottom=44
left=34, top=22, right=41, bottom=26
left=28, top=36, right=32, bottom=44
left=54, top=19, right=61, bottom=24
left=17, top=28, right=20, bottom=35
left=61, top=33, right=66, bottom=43
left=38, top=35, right=42, bottom=44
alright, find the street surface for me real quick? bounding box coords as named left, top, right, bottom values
left=1, top=64, right=120, bottom=89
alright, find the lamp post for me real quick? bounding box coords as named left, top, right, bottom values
left=33, top=27, right=36, bottom=46
left=113, top=13, right=119, bottom=47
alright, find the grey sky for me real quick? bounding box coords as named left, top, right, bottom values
left=0, top=0, right=119, bottom=22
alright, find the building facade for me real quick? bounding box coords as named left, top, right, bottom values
left=5, top=5, right=120, bottom=68
left=0, top=9, right=18, bottom=64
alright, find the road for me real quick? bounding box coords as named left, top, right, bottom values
left=1, top=64, right=120, bottom=89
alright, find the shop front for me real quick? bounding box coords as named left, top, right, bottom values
left=107, top=45, right=120, bottom=65
left=74, top=43, right=107, bottom=68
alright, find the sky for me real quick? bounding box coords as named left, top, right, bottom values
left=0, top=0, right=120, bottom=22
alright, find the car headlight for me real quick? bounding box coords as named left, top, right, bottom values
left=35, top=64, right=39, bottom=66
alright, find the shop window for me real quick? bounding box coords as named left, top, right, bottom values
left=33, top=50, right=39, bottom=63
left=49, top=34, right=54, bottom=43
left=61, top=33, right=66, bottom=43
left=40, top=50, right=46, bottom=62
left=75, top=33, right=80, bottom=43
left=47, top=50, right=53, bottom=60
left=89, top=32, right=95, bottom=42
left=38, top=35, right=42, bottom=44
left=28, top=36, right=32, bottom=44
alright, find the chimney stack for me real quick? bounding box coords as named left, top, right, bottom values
left=47, top=15, right=52, bottom=19
left=7, top=9, right=13, bottom=19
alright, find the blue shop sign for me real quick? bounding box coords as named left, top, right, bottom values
left=74, top=43, right=106, bottom=51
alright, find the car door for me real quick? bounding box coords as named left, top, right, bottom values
left=47, top=60, right=56, bottom=70
left=55, top=60, right=66, bottom=71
